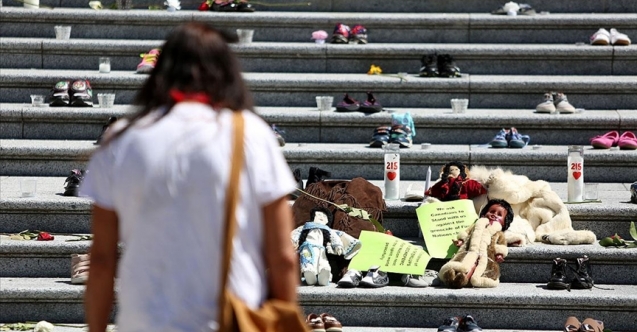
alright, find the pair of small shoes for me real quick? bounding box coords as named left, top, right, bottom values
left=419, top=53, right=462, bottom=78
left=591, top=131, right=637, bottom=150
left=590, top=28, right=631, bottom=46
left=336, top=92, right=383, bottom=113
left=63, top=169, right=87, bottom=197
left=210, top=0, right=255, bottom=12
left=305, top=313, right=343, bottom=332
left=491, top=2, right=536, bottom=15
left=306, top=167, right=331, bottom=188
left=547, top=256, right=594, bottom=291
left=564, top=316, right=605, bottom=332
left=489, top=127, right=530, bottom=148
left=50, top=80, right=94, bottom=107
left=71, top=253, right=90, bottom=284
left=437, top=315, right=482, bottom=332
left=136, top=48, right=161, bottom=74
left=369, top=125, right=413, bottom=148
left=535, top=92, right=576, bottom=114
left=400, top=269, right=439, bottom=287
left=338, top=266, right=388, bottom=288
left=331, top=23, right=367, bottom=44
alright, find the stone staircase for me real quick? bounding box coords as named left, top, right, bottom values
left=2, top=0, right=637, bottom=330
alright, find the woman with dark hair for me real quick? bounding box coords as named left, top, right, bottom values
left=82, top=22, right=300, bottom=331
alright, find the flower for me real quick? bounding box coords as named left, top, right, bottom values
left=88, top=1, right=103, bottom=9
left=164, top=0, right=181, bottom=10
left=367, top=64, right=382, bottom=75
left=34, top=321, right=55, bottom=332
left=198, top=1, right=209, bottom=10
left=312, top=30, right=328, bottom=40
left=37, top=231, right=54, bottom=241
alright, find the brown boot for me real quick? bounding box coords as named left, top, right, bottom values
left=564, top=316, right=580, bottom=332
left=580, top=318, right=604, bottom=332
left=306, top=313, right=325, bottom=332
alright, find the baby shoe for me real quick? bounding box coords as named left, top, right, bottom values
left=458, top=315, right=483, bottom=332
left=349, top=24, right=368, bottom=44
left=336, top=93, right=360, bottom=112
left=506, top=127, right=530, bottom=148
left=359, top=266, right=389, bottom=288
left=610, top=28, right=631, bottom=46
left=69, top=80, right=94, bottom=107
left=590, top=28, right=611, bottom=45
left=554, top=92, right=576, bottom=114
left=306, top=313, right=326, bottom=332
left=618, top=131, right=637, bottom=150
left=369, top=126, right=391, bottom=148
left=389, top=125, right=413, bottom=148
left=438, top=317, right=460, bottom=332
left=331, top=23, right=350, bottom=44
left=590, top=131, right=619, bottom=149
left=419, top=53, right=439, bottom=77
left=564, top=316, right=581, bottom=332
left=319, top=313, right=343, bottom=332
left=337, top=269, right=362, bottom=288
left=359, top=91, right=383, bottom=113
left=137, top=48, right=161, bottom=74
left=71, top=253, right=90, bottom=284
left=49, top=80, right=71, bottom=107
left=579, top=318, right=604, bottom=332
left=490, top=128, right=509, bottom=148
left=535, top=92, right=556, bottom=113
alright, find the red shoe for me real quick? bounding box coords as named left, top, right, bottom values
left=136, top=48, right=161, bottom=74
left=590, top=131, right=619, bottom=149
left=618, top=131, right=637, bottom=150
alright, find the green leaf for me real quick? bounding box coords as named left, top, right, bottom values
left=347, top=207, right=370, bottom=220
left=630, top=221, right=637, bottom=242
left=369, top=217, right=385, bottom=233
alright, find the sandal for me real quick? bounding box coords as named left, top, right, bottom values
left=580, top=318, right=604, bottom=332
left=564, top=316, right=580, bottom=332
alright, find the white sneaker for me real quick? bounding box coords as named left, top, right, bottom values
left=535, top=92, right=556, bottom=113
left=610, top=28, right=631, bottom=46
left=590, top=28, right=610, bottom=45
left=502, top=1, right=520, bottom=12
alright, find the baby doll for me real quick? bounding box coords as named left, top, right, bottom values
left=439, top=199, right=513, bottom=288
left=425, top=161, right=487, bottom=201
left=290, top=207, right=361, bottom=286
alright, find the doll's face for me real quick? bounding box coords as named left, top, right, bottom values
left=448, top=165, right=461, bottom=178
left=313, top=211, right=329, bottom=225
left=483, top=204, right=507, bottom=226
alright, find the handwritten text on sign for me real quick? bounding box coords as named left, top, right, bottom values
left=348, top=231, right=431, bottom=275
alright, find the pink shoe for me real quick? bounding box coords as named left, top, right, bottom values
left=618, top=131, right=637, bottom=150
left=136, top=48, right=161, bottom=74
left=590, top=131, right=619, bottom=149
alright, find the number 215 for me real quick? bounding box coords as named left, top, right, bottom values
left=386, top=162, right=398, bottom=170
left=570, top=163, right=582, bottom=170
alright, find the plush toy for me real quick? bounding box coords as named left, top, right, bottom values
left=425, top=161, right=487, bottom=201
left=290, top=207, right=361, bottom=286
left=439, top=199, right=514, bottom=288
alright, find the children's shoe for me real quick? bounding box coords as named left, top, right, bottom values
left=610, top=28, right=631, bottom=46
left=69, top=80, right=93, bottom=107
left=337, top=269, right=362, bottom=288
left=489, top=128, right=509, bottom=148
left=437, top=317, right=460, bottom=332
left=271, top=124, right=286, bottom=146
left=618, top=131, right=637, bottom=150
left=94, top=116, right=118, bottom=145
left=389, top=125, right=413, bottom=148
left=491, top=1, right=520, bottom=14
left=590, top=131, right=619, bottom=149
left=564, top=316, right=581, bottom=332
left=331, top=23, right=350, bottom=44
left=401, top=269, right=438, bottom=287
left=458, top=315, right=482, bottom=332
left=535, top=92, right=556, bottom=113
left=359, top=91, right=383, bottom=113
left=630, top=181, right=637, bottom=204
left=63, top=169, right=86, bottom=197
left=136, top=48, right=161, bottom=74
left=437, top=54, right=461, bottom=78
left=506, top=127, right=530, bottom=148
left=319, top=313, right=343, bottom=332
left=71, top=253, right=90, bottom=284
left=547, top=257, right=570, bottom=290
left=419, top=53, right=438, bottom=77
left=307, top=167, right=331, bottom=187
left=554, top=92, right=576, bottom=114
left=349, top=24, right=368, bottom=44
left=369, top=126, right=391, bottom=148
left=517, top=3, right=536, bottom=15
left=359, top=266, right=389, bottom=288
left=306, top=313, right=326, bottom=332
left=590, top=28, right=611, bottom=45
left=335, top=93, right=360, bottom=112
left=49, top=81, right=71, bottom=107
left=570, top=255, right=594, bottom=290
left=580, top=318, right=604, bottom=332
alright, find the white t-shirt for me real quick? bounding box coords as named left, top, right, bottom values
left=81, top=102, right=297, bottom=332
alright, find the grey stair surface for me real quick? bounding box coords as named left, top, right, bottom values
left=1, top=278, right=636, bottom=329
left=4, top=37, right=637, bottom=76
left=4, top=69, right=637, bottom=109
left=3, top=103, right=637, bottom=145
left=2, top=8, right=637, bottom=44
left=3, top=140, right=637, bottom=181
left=3, top=0, right=637, bottom=13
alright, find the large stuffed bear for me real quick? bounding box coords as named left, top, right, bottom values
left=468, top=166, right=597, bottom=246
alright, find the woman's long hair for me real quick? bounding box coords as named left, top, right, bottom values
left=103, top=22, right=253, bottom=145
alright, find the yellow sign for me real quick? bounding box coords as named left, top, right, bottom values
left=416, top=199, right=478, bottom=259
left=348, top=231, right=431, bottom=274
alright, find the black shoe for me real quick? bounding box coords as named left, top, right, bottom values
left=547, top=257, right=570, bottom=290
left=63, top=169, right=86, bottom=197
left=289, top=168, right=303, bottom=200
left=69, top=80, right=94, bottom=107
left=437, top=54, right=462, bottom=78
left=458, top=315, right=482, bottom=332
left=419, top=53, right=438, bottom=77
left=94, top=116, right=118, bottom=145
left=570, top=255, right=594, bottom=289
left=49, top=81, right=71, bottom=107
left=306, top=167, right=331, bottom=188
left=437, top=316, right=460, bottom=332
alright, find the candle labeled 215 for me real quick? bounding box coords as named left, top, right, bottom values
left=384, top=144, right=400, bottom=200
left=567, top=145, right=584, bottom=202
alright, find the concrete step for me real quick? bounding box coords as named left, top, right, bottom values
left=3, top=229, right=636, bottom=285
left=2, top=103, right=636, bottom=146
left=3, top=140, right=637, bottom=181
left=1, top=177, right=634, bottom=238
left=3, top=69, right=637, bottom=109
left=3, top=38, right=635, bottom=76
left=2, top=0, right=636, bottom=14
left=0, top=278, right=635, bottom=329
left=2, top=8, right=637, bottom=44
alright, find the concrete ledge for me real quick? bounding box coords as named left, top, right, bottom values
left=1, top=278, right=636, bottom=329
left=2, top=38, right=630, bottom=75
left=4, top=70, right=637, bottom=109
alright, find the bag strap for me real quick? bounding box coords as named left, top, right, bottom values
left=217, top=111, right=245, bottom=330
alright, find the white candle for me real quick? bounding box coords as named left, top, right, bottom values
left=384, top=145, right=400, bottom=200
left=99, top=63, right=111, bottom=73
left=567, top=146, right=584, bottom=202
left=425, top=166, right=431, bottom=193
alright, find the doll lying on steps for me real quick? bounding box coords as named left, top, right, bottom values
left=439, top=199, right=514, bottom=288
